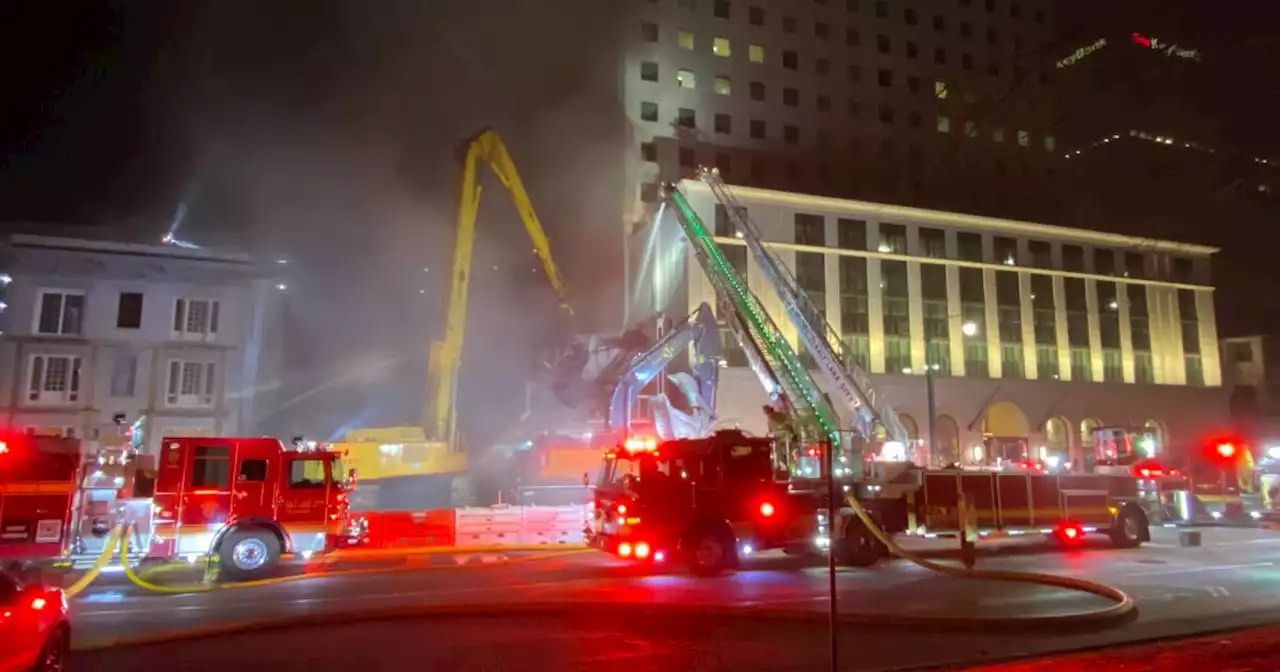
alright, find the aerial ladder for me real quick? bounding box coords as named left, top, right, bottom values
left=424, top=129, right=574, bottom=451
left=660, top=183, right=845, bottom=455
left=697, top=168, right=909, bottom=450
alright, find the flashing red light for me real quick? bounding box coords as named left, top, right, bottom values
left=617, top=542, right=633, bottom=558
left=806, top=447, right=820, bottom=457
left=1057, top=523, right=1083, bottom=542
left=617, top=503, right=627, bottom=515
left=759, top=502, right=776, bottom=517
left=1132, top=32, right=1151, bottom=48
left=0, top=440, right=8, bottom=455
left=29, top=597, right=47, bottom=611
left=1217, top=443, right=1236, bottom=459
left=634, top=541, right=651, bottom=560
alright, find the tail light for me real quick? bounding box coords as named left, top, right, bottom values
left=1056, top=523, right=1083, bottom=542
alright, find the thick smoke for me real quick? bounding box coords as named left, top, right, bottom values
left=161, top=1, right=628, bottom=445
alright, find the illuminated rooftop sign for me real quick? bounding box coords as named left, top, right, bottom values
left=1132, top=33, right=1202, bottom=61
left=1056, top=38, right=1107, bottom=68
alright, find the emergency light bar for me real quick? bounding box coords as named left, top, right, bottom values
left=623, top=436, right=658, bottom=453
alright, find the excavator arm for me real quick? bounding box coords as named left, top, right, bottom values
left=424, top=129, right=573, bottom=449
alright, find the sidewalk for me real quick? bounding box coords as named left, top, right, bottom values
left=961, top=625, right=1280, bottom=670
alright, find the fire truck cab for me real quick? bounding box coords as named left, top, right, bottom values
left=590, top=430, right=820, bottom=575
left=149, top=436, right=362, bottom=580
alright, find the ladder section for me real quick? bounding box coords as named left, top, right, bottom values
left=661, top=184, right=843, bottom=445
left=699, top=168, right=908, bottom=445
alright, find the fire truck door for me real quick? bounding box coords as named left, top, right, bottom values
left=232, top=456, right=271, bottom=514
left=179, top=443, right=233, bottom=534
left=275, top=455, right=329, bottom=531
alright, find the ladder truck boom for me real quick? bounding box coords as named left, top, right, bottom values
left=698, top=168, right=908, bottom=445
left=660, top=184, right=844, bottom=448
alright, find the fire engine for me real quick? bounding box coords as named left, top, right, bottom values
left=589, top=428, right=1154, bottom=574
left=0, top=430, right=364, bottom=581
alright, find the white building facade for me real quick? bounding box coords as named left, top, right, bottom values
left=0, top=235, right=283, bottom=456
left=647, top=181, right=1228, bottom=465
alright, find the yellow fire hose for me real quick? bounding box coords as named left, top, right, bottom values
left=62, top=527, right=124, bottom=599
left=844, top=495, right=1136, bottom=622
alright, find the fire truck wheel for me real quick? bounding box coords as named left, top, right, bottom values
left=218, top=528, right=281, bottom=580
left=1109, top=507, right=1148, bottom=549
left=836, top=517, right=886, bottom=568
left=685, top=527, right=736, bottom=576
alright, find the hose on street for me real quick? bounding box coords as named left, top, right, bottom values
left=62, top=526, right=123, bottom=599
left=843, top=494, right=1135, bottom=623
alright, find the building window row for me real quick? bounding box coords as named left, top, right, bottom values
left=655, top=0, right=1044, bottom=38
left=32, top=289, right=220, bottom=338
left=23, top=353, right=218, bottom=408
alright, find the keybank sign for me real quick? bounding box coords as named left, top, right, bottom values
left=1056, top=38, right=1107, bottom=68
left=1132, top=32, right=1203, bottom=61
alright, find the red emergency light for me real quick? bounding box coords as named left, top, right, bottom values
left=759, top=501, right=776, bottom=517
left=0, top=440, right=8, bottom=455
left=1217, top=443, right=1236, bottom=458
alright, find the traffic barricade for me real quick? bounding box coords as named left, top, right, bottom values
left=454, top=506, right=523, bottom=546
left=365, top=510, right=456, bottom=549
left=517, top=505, right=588, bottom=546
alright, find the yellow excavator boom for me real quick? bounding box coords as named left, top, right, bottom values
left=424, top=129, right=573, bottom=449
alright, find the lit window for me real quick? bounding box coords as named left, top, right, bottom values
left=934, top=80, right=948, bottom=99
left=1017, top=130, right=1030, bottom=147
left=677, top=69, right=696, bottom=88
left=714, top=37, right=731, bottom=57
left=715, top=76, right=731, bottom=95
left=749, top=44, right=764, bottom=63
left=679, top=31, right=695, bottom=50
left=1044, top=135, right=1056, bottom=151
left=937, top=116, right=951, bottom=133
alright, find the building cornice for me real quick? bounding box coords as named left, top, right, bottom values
left=680, top=180, right=1220, bottom=256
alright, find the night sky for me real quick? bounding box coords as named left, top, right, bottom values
left=2, top=1, right=1277, bottom=437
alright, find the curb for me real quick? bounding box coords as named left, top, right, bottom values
left=73, top=596, right=1138, bottom=653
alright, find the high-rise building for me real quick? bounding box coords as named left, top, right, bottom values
left=623, top=0, right=1060, bottom=225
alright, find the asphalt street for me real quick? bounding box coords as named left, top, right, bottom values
left=68, top=525, right=1280, bottom=671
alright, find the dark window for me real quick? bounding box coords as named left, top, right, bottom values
left=816, top=58, right=831, bottom=75
left=1062, top=245, right=1085, bottom=272
left=875, top=1, right=888, bottom=18
left=905, top=8, right=918, bottom=25
left=962, top=53, right=973, bottom=69
left=116, top=292, right=144, bottom=329
left=641, top=62, right=659, bottom=81
left=993, top=236, right=1018, bottom=265
left=749, top=5, right=764, bottom=25
left=959, top=267, right=984, bottom=303
left=878, top=69, right=893, bottom=87
left=838, top=219, right=867, bottom=250
left=815, top=22, right=830, bottom=39
left=848, top=65, right=862, bottom=82
left=906, top=41, right=919, bottom=58
left=640, top=142, right=656, bottom=162
left=794, top=214, right=825, bottom=246
left=1031, top=275, right=1055, bottom=345
left=817, top=94, right=831, bottom=111
left=783, top=87, right=799, bottom=106
left=783, top=15, right=798, bottom=32
left=960, top=22, right=972, bottom=38
left=289, top=458, right=328, bottom=489
left=921, top=263, right=948, bottom=300
left=640, top=102, right=658, bottom=122
left=907, top=76, right=920, bottom=93
left=190, top=445, right=231, bottom=490
left=879, top=223, right=907, bottom=254
left=1098, top=282, right=1120, bottom=348
left=1173, top=257, right=1194, bottom=283
left=957, top=232, right=983, bottom=261
left=750, top=81, right=765, bottom=100
left=919, top=227, right=946, bottom=258
left=879, top=105, right=894, bottom=124
left=750, top=119, right=766, bottom=139
left=784, top=125, right=799, bottom=144
left=1124, top=252, right=1145, bottom=278
left=715, top=113, right=732, bottom=133
left=677, top=108, right=696, bottom=127
left=877, top=35, right=891, bottom=53
left=641, top=23, right=659, bottom=42
left=846, top=27, right=861, bottom=45
left=1064, top=278, right=1089, bottom=347
left=1094, top=249, right=1115, bottom=275
left=934, top=48, right=947, bottom=64
left=714, top=0, right=730, bottom=18
left=932, top=15, right=944, bottom=30
left=238, top=458, right=268, bottom=482
left=783, top=50, right=798, bottom=69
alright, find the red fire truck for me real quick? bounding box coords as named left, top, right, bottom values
left=590, top=429, right=1153, bottom=575
left=1, top=431, right=364, bottom=581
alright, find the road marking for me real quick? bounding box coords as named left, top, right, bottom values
left=1124, top=561, right=1273, bottom=577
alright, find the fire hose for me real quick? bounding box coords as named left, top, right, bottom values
left=843, top=494, right=1136, bottom=623
left=62, top=526, right=123, bottom=599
